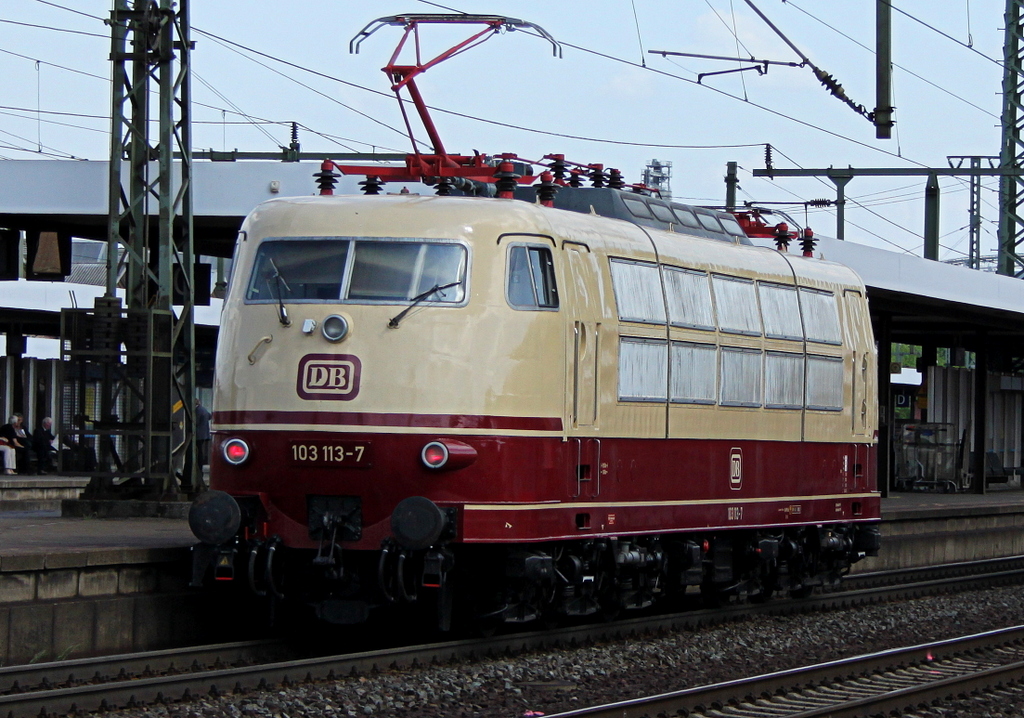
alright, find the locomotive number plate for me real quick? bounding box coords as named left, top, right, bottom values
left=289, top=441, right=371, bottom=468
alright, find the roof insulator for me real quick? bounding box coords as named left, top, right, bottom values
left=315, top=160, right=339, bottom=196
left=535, top=171, right=558, bottom=207
left=493, top=162, right=520, bottom=198
left=773, top=222, right=790, bottom=252
left=358, top=175, right=384, bottom=195
left=801, top=227, right=817, bottom=257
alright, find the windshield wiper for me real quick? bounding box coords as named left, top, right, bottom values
left=388, top=280, right=462, bottom=328
left=268, top=258, right=292, bottom=327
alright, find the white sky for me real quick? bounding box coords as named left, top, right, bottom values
left=0, top=1, right=1010, bottom=261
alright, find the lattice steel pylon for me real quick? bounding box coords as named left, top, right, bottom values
left=60, top=0, right=198, bottom=498
left=999, top=0, right=1024, bottom=277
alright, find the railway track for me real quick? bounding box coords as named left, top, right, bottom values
left=546, top=625, right=1024, bottom=718
left=3, top=556, right=1024, bottom=718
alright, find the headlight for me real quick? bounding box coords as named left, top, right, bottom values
left=322, top=314, right=350, bottom=342
left=222, top=438, right=250, bottom=465
left=420, top=439, right=477, bottom=471
left=421, top=441, right=449, bottom=469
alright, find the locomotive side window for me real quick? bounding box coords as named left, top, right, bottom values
left=670, top=206, right=702, bottom=230
left=717, top=214, right=748, bottom=238
left=806, top=354, right=844, bottom=410
left=765, top=351, right=804, bottom=409
left=664, top=267, right=715, bottom=330
left=621, top=197, right=655, bottom=219
left=610, top=259, right=666, bottom=324
left=695, top=212, right=725, bottom=233
left=246, top=239, right=349, bottom=301
left=670, top=341, right=717, bottom=404
left=800, top=288, right=842, bottom=344
left=711, top=275, right=762, bottom=336
left=507, top=245, right=558, bottom=310
left=648, top=202, right=677, bottom=224
left=759, top=283, right=803, bottom=341
left=720, top=347, right=763, bottom=407
left=618, top=337, right=668, bottom=401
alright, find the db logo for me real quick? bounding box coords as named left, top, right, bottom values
left=296, top=354, right=361, bottom=401
left=729, top=448, right=742, bottom=490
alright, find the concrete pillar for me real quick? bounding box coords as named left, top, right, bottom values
left=876, top=313, right=892, bottom=497
left=5, top=330, right=25, bottom=417
left=973, top=338, right=988, bottom=494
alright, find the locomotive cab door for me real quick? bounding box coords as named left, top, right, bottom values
left=564, top=242, right=602, bottom=498
left=842, top=289, right=873, bottom=439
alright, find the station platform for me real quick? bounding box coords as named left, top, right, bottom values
left=882, top=483, right=1024, bottom=519
left=0, top=491, right=204, bottom=665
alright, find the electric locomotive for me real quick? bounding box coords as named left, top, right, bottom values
left=189, top=182, right=881, bottom=628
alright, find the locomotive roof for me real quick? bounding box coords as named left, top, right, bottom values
left=243, top=193, right=865, bottom=293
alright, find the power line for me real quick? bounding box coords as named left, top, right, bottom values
left=33, top=0, right=104, bottom=22
left=0, top=18, right=105, bottom=39
left=557, top=35, right=928, bottom=165
left=781, top=1, right=998, bottom=120
left=0, top=108, right=106, bottom=135
left=192, top=73, right=282, bottom=149
left=196, top=26, right=765, bottom=152
left=0, top=47, right=109, bottom=82
left=883, top=0, right=1002, bottom=67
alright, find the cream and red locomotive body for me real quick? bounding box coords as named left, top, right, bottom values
left=191, top=188, right=880, bottom=626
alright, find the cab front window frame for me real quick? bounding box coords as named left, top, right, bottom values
left=243, top=236, right=470, bottom=308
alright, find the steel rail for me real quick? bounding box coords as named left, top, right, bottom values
left=0, top=640, right=287, bottom=694
left=2, top=559, right=1023, bottom=718
left=543, top=625, right=1024, bottom=718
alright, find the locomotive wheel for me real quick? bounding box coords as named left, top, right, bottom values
left=789, top=584, right=814, bottom=599
left=749, top=568, right=778, bottom=603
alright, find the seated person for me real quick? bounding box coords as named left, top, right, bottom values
left=32, top=417, right=57, bottom=474
left=0, top=416, right=27, bottom=474
left=0, top=435, right=14, bottom=474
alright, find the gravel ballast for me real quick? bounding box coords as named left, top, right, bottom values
left=105, top=585, right=1024, bottom=718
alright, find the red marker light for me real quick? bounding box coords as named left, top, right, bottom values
left=223, top=438, right=250, bottom=466
left=421, top=442, right=449, bottom=469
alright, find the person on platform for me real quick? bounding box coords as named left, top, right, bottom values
left=0, top=416, right=26, bottom=474
left=0, top=434, right=15, bottom=474
left=32, top=417, right=57, bottom=474
left=195, top=398, right=212, bottom=471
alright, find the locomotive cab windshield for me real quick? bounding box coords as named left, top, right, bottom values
left=245, top=237, right=468, bottom=306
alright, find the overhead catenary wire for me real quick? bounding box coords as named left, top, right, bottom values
left=195, top=26, right=766, bottom=151
left=13, top=0, right=940, bottom=162
left=193, top=73, right=283, bottom=150
left=4, top=0, right=997, bottom=258
left=883, top=0, right=1001, bottom=66
left=630, top=0, right=646, bottom=67
left=780, top=0, right=998, bottom=120
left=194, top=27, right=423, bottom=149
left=0, top=17, right=106, bottom=39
